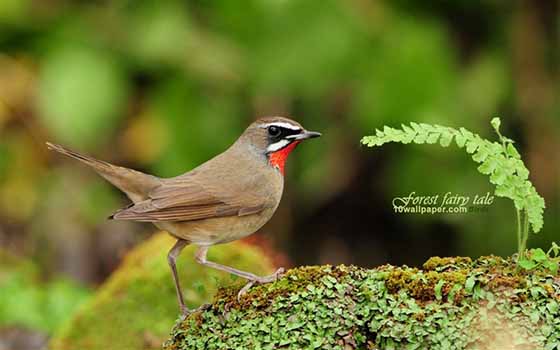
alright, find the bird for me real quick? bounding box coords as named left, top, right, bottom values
left=46, top=116, right=321, bottom=315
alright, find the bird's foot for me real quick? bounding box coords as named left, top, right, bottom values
left=179, top=306, right=192, bottom=321
left=179, top=303, right=211, bottom=320
left=237, top=267, right=285, bottom=301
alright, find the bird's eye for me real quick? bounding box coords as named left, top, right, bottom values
left=268, top=126, right=281, bottom=137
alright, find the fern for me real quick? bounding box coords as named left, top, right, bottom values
left=361, top=118, right=545, bottom=260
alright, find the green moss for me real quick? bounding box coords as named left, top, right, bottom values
left=165, top=255, right=560, bottom=350
left=422, top=256, right=473, bottom=271
left=49, top=232, right=274, bottom=350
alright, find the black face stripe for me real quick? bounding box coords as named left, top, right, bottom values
left=263, top=124, right=303, bottom=153
left=268, top=126, right=302, bottom=142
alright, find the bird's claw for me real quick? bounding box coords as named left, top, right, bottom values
left=179, top=303, right=211, bottom=320
left=237, top=267, right=285, bottom=301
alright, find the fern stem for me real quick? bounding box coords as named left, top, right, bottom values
left=520, top=210, right=530, bottom=257
left=516, top=209, right=522, bottom=260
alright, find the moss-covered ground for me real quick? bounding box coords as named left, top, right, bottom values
left=49, top=232, right=274, bottom=350
left=165, top=255, right=560, bottom=350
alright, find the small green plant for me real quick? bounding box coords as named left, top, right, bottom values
left=518, top=243, right=559, bottom=274
left=361, top=118, right=545, bottom=261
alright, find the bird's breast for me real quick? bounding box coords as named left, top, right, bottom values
left=157, top=206, right=277, bottom=245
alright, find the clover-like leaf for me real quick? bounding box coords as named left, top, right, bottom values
left=518, top=259, right=537, bottom=270
left=464, top=275, right=476, bottom=294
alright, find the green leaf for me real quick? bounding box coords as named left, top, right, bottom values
left=506, top=143, right=520, bottom=159
left=546, top=300, right=559, bottom=314
left=426, top=132, right=440, bottom=144
left=420, top=123, right=436, bottom=132
left=529, top=310, right=540, bottom=324
left=516, top=165, right=529, bottom=180
left=414, top=132, right=428, bottom=144
left=518, top=259, right=537, bottom=270
left=402, top=132, right=415, bottom=144
left=454, top=133, right=466, bottom=148
left=434, top=279, right=444, bottom=301
left=495, top=184, right=514, bottom=198
left=490, top=117, right=501, bottom=133
left=472, top=147, right=489, bottom=163
left=410, top=122, right=422, bottom=132
left=477, top=158, right=497, bottom=175
left=531, top=248, right=547, bottom=263
left=439, top=131, right=453, bottom=147
left=465, top=140, right=479, bottom=154
left=459, top=127, right=474, bottom=140
left=464, top=275, right=476, bottom=293
left=447, top=283, right=462, bottom=302
left=543, top=260, right=559, bottom=274
left=402, top=124, right=414, bottom=134
left=489, top=168, right=507, bottom=185
left=550, top=242, right=560, bottom=257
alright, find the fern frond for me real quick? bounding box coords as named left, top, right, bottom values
left=361, top=118, right=545, bottom=234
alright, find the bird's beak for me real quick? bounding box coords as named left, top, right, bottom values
left=287, top=130, right=322, bottom=141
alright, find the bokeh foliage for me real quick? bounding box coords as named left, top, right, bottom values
left=0, top=249, right=89, bottom=333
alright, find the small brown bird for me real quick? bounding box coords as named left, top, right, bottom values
left=46, top=116, right=320, bottom=315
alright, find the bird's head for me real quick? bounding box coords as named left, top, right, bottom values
left=240, top=116, right=321, bottom=174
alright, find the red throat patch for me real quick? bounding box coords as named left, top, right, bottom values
left=268, top=141, right=300, bottom=175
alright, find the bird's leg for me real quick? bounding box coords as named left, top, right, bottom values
left=167, top=239, right=190, bottom=316
left=194, top=246, right=284, bottom=300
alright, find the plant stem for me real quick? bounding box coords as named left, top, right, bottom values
left=516, top=209, right=522, bottom=260
left=518, top=210, right=530, bottom=260
left=521, top=211, right=530, bottom=254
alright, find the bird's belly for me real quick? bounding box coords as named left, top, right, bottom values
left=155, top=208, right=275, bottom=246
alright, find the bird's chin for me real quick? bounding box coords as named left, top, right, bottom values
left=268, top=141, right=300, bottom=175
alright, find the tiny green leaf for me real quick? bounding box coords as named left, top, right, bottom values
left=426, top=132, right=440, bottom=144
left=465, top=140, right=479, bottom=154
left=439, top=132, right=453, bottom=147
left=506, top=143, right=521, bottom=159
left=518, top=259, right=537, bottom=270
left=490, top=117, right=501, bottom=133
left=414, top=132, right=428, bottom=144
left=464, top=276, right=476, bottom=293
left=531, top=248, right=547, bottom=263
left=434, top=280, right=444, bottom=301
left=455, top=133, right=466, bottom=148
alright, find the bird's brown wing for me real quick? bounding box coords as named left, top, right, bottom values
left=109, top=182, right=267, bottom=222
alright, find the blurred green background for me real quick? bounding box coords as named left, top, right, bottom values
left=0, top=0, right=558, bottom=347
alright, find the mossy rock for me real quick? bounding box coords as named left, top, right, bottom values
left=49, top=232, right=275, bottom=350
left=0, top=249, right=89, bottom=334
left=165, top=255, right=560, bottom=350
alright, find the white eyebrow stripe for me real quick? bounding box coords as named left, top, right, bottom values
left=260, top=122, right=302, bottom=131
left=266, top=139, right=291, bottom=153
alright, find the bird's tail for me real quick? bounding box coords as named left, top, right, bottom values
left=46, top=142, right=161, bottom=203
